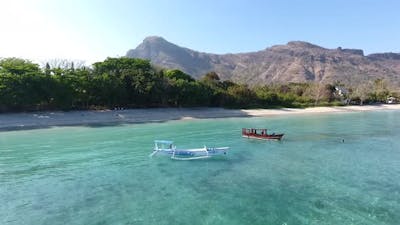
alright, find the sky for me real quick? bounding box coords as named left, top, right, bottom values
left=0, top=0, right=399, bottom=64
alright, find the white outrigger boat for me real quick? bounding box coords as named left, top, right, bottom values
left=150, top=140, right=229, bottom=160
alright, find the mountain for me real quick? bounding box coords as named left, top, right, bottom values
left=126, top=36, right=400, bottom=86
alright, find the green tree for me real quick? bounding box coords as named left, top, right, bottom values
left=45, top=63, right=51, bottom=76
left=225, top=84, right=256, bottom=108
left=304, top=82, right=331, bottom=106
left=93, top=57, right=159, bottom=106
left=372, top=78, right=389, bottom=102
left=202, top=71, right=220, bottom=81
left=0, top=58, right=40, bottom=75
left=352, top=82, right=373, bottom=105
left=254, top=86, right=280, bottom=107
left=164, top=69, right=194, bottom=82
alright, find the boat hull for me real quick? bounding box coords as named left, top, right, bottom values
left=151, top=147, right=229, bottom=157
left=242, top=134, right=284, bottom=141
left=242, top=128, right=284, bottom=141
left=151, top=140, right=229, bottom=160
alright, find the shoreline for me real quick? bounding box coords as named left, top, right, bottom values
left=1, top=104, right=400, bottom=131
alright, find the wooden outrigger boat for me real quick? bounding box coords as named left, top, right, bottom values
left=242, top=128, right=284, bottom=141
left=150, top=140, right=229, bottom=160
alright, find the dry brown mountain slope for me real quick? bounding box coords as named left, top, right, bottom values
left=126, top=36, right=400, bottom=86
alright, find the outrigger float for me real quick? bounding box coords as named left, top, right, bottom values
left=242, top=128, right=284, bottom=141
left=150, top=140, right=230, bottom=160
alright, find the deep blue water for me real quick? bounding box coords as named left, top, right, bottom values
left=1, top=110, right=400, bottom=225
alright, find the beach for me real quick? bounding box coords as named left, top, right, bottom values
left=1, top=104, right=400, bottom=131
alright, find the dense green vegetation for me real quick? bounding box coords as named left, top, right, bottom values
left=0, top=57, right=398, bottom=112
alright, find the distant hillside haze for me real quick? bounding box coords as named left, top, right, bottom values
left=126, top=36, right=400, bottom=86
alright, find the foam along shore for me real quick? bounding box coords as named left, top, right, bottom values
left=1, top=104, right=400, bottom=131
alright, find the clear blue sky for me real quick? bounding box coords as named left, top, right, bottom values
left=1, top=0, right=399, bottom=63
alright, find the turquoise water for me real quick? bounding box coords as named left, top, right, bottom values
left=1, top=110, right=400, bottom=225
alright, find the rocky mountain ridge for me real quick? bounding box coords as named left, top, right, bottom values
left=126, top=36, right=400, bottom=86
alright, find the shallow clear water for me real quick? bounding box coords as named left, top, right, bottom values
left=1, top=110, right=400, bottom=225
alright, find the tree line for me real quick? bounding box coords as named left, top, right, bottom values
left=0, top=57, right=398, bottom=112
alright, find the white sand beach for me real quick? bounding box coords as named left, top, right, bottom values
left=1, top=104, right=400, bottom=131
left=242, top=104, right=400, bottom=116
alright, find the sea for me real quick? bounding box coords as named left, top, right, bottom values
left=1, top=110, right=399, bottom=225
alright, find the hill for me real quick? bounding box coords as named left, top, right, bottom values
left=126, top=36, right=400, bottom=86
